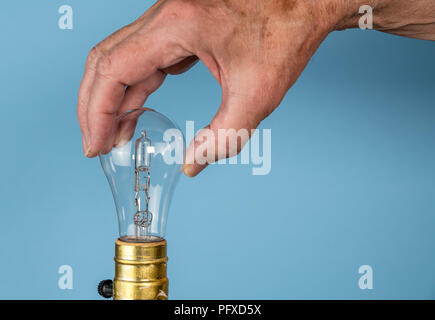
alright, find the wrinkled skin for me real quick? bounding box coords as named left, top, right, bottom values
left=77, top=0, right=435, bottom=177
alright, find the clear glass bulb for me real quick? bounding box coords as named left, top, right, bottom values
left=100, top=108, right=185, bottom=243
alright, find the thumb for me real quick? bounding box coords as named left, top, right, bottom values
left=182, top=89, right=272, bottom=177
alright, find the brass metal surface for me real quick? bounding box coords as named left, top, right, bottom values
left=113, top=238, right=168, bottom=300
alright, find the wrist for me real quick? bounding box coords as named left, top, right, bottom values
left=306, top=0, right=370, bottom=34
left=320, top=0, right=377, bottom=31
left=331, top=0, right=435, bottom=40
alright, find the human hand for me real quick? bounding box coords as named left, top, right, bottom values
left=77, top=0, right=435, bottom=177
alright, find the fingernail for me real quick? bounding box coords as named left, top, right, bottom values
left=183, top=164, right=196, bottom=177
left=84, top=134, right=94, bottom=157
left=85, top=142, right=94, bottom=157
left=85, top=148, right=93, bottom=157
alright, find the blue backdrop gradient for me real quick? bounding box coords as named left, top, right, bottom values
left=1, top=1, right=434, bottom=299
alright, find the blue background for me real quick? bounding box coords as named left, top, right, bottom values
left=1, top=1, right=434, bottom=299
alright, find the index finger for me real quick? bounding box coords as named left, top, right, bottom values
left=77, top=19, right=147, bottom=155
left=85, top=31, right=179, bottom=157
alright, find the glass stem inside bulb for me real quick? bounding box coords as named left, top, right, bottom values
left=134, top=130, right=153, bottom=240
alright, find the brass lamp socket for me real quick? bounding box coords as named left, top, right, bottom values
left=113, top=238, right=168, bottom=300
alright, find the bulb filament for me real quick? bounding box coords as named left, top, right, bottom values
left=134, top=130, right=153, bottom=238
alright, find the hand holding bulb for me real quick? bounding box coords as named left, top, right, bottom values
left=81, top=0, right=435, bottom=300
left=77, top=0, right=435, bottom=178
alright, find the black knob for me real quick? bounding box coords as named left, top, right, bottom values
left=98, top=279, right=113, bottom=298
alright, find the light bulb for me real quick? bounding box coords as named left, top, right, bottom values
left=97, top=108, right=184, bottom=300
left=100, top=108, right=185, bottom=242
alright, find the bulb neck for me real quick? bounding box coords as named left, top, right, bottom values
left=113, top=238, right=168, bottom=300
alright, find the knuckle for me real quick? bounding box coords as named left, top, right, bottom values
left=86, top=45, right=113, bottom=77
left=86, top=46, right=103, bottom=68
left=77, top=96, right=87, bottom=112
left=95, top=52, right=113, bottom=77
